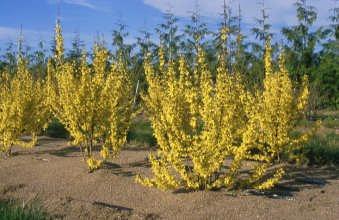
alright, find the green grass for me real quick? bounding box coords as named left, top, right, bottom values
left=314, top=110, right=339, bottom=119
left=297, top=118, right=314, bottom=127
left=322, top=117, right=339, bottom=129
left=0, top=200, right=48, bottom=220
left=127, top=119, right=156, bottom=147
left=303, top=132, right=339, bottom=165
left=313, top=110, right=339, bottom=129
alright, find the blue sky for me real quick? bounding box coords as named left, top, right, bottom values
left=0, top=0, right=336, bottom=50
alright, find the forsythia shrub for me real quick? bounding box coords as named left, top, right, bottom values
left=137, top=37, right=310, bottom=191
left=136, top=45, right=248, bottom=190
left=0, top=57, right=49, bottom=156
left=47, top=21, right=133, bottom=172
left=236, top=39, right=310, bottom=190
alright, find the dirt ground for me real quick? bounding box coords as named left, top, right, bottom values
left=0, top=137, right=338, bottom=220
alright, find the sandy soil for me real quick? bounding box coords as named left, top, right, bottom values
left=0, top=137, right=338, bottom=220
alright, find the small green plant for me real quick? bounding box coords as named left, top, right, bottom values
left=0, top=200, right=48, bottom=220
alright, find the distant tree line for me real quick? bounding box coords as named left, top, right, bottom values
left=0, top=0, right=338, bottom=109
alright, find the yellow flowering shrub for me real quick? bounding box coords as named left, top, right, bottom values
left=46, top=21, right=133, bottom=171
left=52, top=46, right=132, bottom=171
left=237, top=39, right=311, bottom=190
left=87, top=156, right=103, bottom=172
left=46, top=19, right=63, bottom=116
left=136, top=46, right=248, bottom=190
left=137, top=38, right=310, bottom=191
left=0, top=57, right=49, bottom=156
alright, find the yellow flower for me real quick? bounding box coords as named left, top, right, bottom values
left=87, top=157, right=103, bottom=172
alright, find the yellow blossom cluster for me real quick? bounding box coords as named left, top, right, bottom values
left=0, top=57, right=49, bottom=156
left=137, top=37, right=310, bottom=191
left=238, top=39, right=310, bottom=190
left=46, top=22, right=133, bottom=171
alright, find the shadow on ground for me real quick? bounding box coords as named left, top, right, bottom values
left=11, top=146, right=80, bottom=158
left=101, top=161, right=136, bottom=177
left=92, top=201, right=133, bottom=212
left=245, top=165, right=339, bottom=199
left=127, top=158, right=151, bottom=168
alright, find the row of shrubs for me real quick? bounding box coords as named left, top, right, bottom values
left=45, top=116, right=339, bottom=167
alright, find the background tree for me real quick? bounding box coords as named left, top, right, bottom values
left=248, top=0, right=274, bottom=88
left=282, top=0, right=324, bottom=82
left=112, top=22, right=141, bottom=102
left=66, top=32, right=84, bottom=75
left=31, top=40, right=48, bottom=79
left=1, top=42, right=17, bottom=75
left=135, top=28, right=157, bottom=102
left=233, top=4, right=251, bottom=79
left=182, top=3, right=209, bottom=66
left=155, top=11, right=182, bottom=62
left=213, top=0, right=239, bottom=74
left=316, top=1, right=339, bottom=108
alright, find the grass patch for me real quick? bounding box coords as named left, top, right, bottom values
left=303, top=132, right=339, bottom=165
left=127, top=119, right=156, bottom=147
left=312, top=110, right=339, bottom=129
left=322, top=117, right=339, bottom=129
left=296, top=118, right=314, bottom=127
left=0, top=199, right=48, bottom=220
left=314, top=110, right=339, bottom=119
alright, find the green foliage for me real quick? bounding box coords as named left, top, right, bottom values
left=247, top=0, right=277, bottom=88
left=0, top=200, right=48, bottom=220
left=280, top=0, right=338, bottom=109
left=183, top=7, right=209, bottom=65
left=322, top=117, right=339, bottom=129
left=303, top=133, right=339, bottom=165
left=127, top=119, right=156, bottom=147
left=316, top=13, right=339, bottom=109
left=155, top=11, right=182, bottom=61
left=282, top=0, right=322, bottom=82
left=1, top=43, right=17, bottom=75
left=311, top=110, right=339, bottom=128
left=67, top=33, right=84, bottom=62
left=45, top=118, right=69, bottom=139
left=112, top=23, right=134, bottom=63
left=316, top=54, right=339, bottom=109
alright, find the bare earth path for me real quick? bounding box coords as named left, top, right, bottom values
left=0, top=137, right=338, bottom=220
